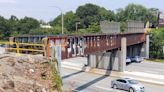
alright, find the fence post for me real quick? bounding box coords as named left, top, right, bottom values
left=16, top=43, right=20, bottom=56
left=42, top=38, right=48, bottom=57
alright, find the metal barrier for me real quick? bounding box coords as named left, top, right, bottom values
left=0, top=42, right=45, bottom=55
left=0, top=42, right=19, bottom=54
left=18, top=43, right=45, bottom=52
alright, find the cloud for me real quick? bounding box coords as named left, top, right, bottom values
left=0, top=0, right=17, bottom=3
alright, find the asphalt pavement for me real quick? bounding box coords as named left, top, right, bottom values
left=63, top=57, right=164, bottom=76
left=126, top=60, right=164, bottom=75
left=62, top=68, right=164, bottom=92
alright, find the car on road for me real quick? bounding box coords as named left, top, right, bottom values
left=111, top=78, right=144, bottom=92
left=0, top=44, right=6, bottom=47
left=126, top=57, right=131, bottom=64
left=131, top=56, right=143, bottom=63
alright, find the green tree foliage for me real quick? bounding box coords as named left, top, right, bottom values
left=149, top=28, right=164, bottom=59
left=0, top=16, right=40, bottom=40
left=17, top=17, right=40, bottom=34
left=87, top=22, right=100, bottom=33
left=50, top=3, right=115, bottom=33
left=124, top=4, right=147, bottom=21
left=147, top=8, right=159, bottom=27
left=76, top=3, right=115, bottom=28
left=116, top=8, right=126, bottom=22
left=63, top=11, right=77, bottom=32
left=50, top=3, right=157, bottom=34
left=116, top=4, right=158, bottom=25
left=29, top=28, right=54, bottom=35
left=120, top=22, right=127, bottom=32
left=49, top=12, right=71, bottom=34
left=9, top=15, right=19, bottom=36
left=0, top=3, right=159, bottom=40
left=77, top=29, right=88, bottom=35
left=0, top=16, right=12, bottom=40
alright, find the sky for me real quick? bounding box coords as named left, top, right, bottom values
left=0, top=0, right=163, bottom=22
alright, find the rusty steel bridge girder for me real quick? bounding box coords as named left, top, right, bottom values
left=10, top=33, right=146, bottom=59
left=83, top=33, right=145, bottom=54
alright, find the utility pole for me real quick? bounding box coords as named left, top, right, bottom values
left=76, top=21, right=80, bottom=34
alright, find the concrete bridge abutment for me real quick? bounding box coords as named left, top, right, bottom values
left=87, top=35, right=149, bottom=72
left=87, top=37, right=127, bottom=72
left=126, top=35, right=149, bottom=58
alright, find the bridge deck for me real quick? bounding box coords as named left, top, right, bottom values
left=11, top=33, right=146, bottom=59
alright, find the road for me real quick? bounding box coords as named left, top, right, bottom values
left=62, top=68, right=164, bottom=92
left=126, top=60, right=164, bottom=75
left=63, top=57, right=164, bottom=75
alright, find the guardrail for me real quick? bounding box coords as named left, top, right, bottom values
left=0, top=42, right=19, bottom=54
left=0, top=42, right=45, bottom=55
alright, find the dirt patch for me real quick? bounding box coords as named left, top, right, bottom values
left=0, top=54, right=60, bottom=92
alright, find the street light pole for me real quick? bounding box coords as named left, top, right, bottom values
left=76, top=22, right=78, bottom=34
left=61, top=12, right=64, bottom=34
left=51, top=6, right=64, bottom=34
left=76, top=22, right=80, bottom=34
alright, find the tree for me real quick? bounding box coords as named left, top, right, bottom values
left=76, top=3, right=115, bottom=29
left=147, top=8, right=159, bottom=27
left=124, top=4, right=147, bottom=21
left=0, top=3, right=160, bottom=40
left=149, top=28, right=164, bottom=59
left=62, top=11, right=77, bottom=32
left=17, top=17, right=40, bottom=34
left=98, top=8, right=115, bottom=21
left=9, top=15, right=19, bottom=36
left=116, top=8, right=126, bottom=22
left=86, top=22, right=100, bottom=33
left=0, top=16, right=11, bottom=40
left=29, top=28, right=53, bottom=35
left=116, top=4, right=157, bottom=25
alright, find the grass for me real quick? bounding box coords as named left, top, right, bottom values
left=146, top=59, right=164, bottom=62
left=50, top=60, right=62, bottom=92
left=40, top=60, right=62, bottom=92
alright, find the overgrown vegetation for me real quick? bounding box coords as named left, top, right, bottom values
left=149, top=28, right=164, bottom=59
left=50, top=62, right=62, bottom=92
left=40, top=59, right=62, bottom=92
left=153, top=59, right=164, bottom=62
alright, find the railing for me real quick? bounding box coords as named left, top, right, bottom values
left=0, top=42, right=19, bottom=55
left=0, top=42, right=45, bottom=55
left=9, top=33, right=146, bottom=59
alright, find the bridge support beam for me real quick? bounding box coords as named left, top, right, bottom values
left=86, top=37, right=127, bottom=72
left=87, top=50, right=120, bottom=71
left=140, top=43, right=146, bottom=57
left=146, top=35, right=149, bottom=59
left=119, top=37, right=126, bottom=72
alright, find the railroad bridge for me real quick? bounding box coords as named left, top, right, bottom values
left=10, top=21, right=149, bottom=72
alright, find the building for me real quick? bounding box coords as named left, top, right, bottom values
left=40, top=24, right=53, bottom=29
left=158, top=11, right=164, bottom=28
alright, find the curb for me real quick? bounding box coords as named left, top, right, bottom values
left=61, top=62, right=86, bottom=71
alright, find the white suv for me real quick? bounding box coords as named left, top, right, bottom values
left=131, top=56, right=143, bottom=63
left=126, top=57, right=131, bottom=64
